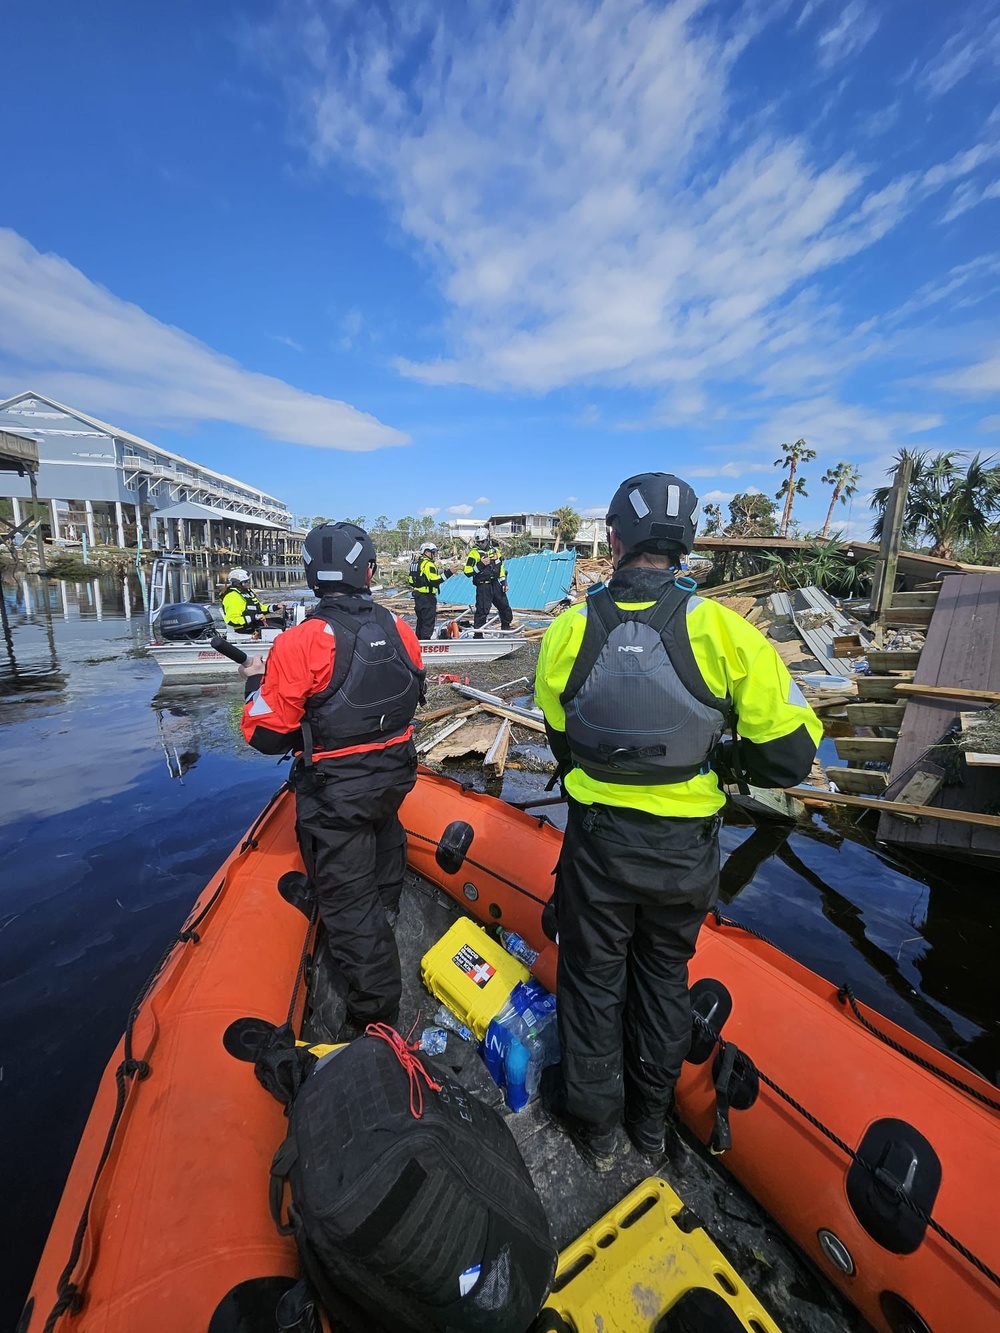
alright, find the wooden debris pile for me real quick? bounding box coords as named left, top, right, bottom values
left=414, top=684, right=550, bottom=781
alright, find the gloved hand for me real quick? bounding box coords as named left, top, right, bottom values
left=712, top=740, right=737, bottom=786
left=445, top=568, right=454, bottom=578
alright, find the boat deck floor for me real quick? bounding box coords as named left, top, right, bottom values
left=302, top=870, right=868, bottom=1333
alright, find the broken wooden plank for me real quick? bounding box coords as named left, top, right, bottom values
left=826, top=766, right=889, bottom=795
left=880, top=607, right=934, bottom=628
left=429, top=716, right=505, bottom=761
left=895, top=683, right=1000, bottom=704
left=854, top=673, right=915, bottom=700
left=483, top=719, right=512, bottom=779
left=479, top=702, right=547, bottom=734
left=845, top=703, right=906, bottom=727
left=865, top=650, right=922, bottom=673
left=833, top=737, right=897, bottom=764
left=889, top=591, right=939, bottom=608
left=451, top=682, right=544, bottom=722
left=783, top=786, right=1000, bottom=830
left=415, top=712, right=476, bottom=755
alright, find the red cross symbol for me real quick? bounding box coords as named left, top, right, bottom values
left=469, top=962, right=494, bottom=986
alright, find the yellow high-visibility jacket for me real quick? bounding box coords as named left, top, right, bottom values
left=222, top=588, right=271, bottom=629
left=409, top=556, right=445, bottom=595
left=463, top=544, right=506, bottom=585
left=535, top=577, right=822, bottom=818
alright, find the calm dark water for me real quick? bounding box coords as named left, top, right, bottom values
left=1, top=572, right=998, bottom=1328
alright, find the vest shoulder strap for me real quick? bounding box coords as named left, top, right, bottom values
left=559, top=580, right=727, bottom=715
left=559, top=585, right=623, bottom=706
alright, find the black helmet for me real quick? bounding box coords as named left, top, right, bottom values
left=606, top=472, right=699, bottom=557
left=302, top=521, right=377, bottom=592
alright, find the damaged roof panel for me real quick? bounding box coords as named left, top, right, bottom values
left=438, top=548, right=577, bottom=612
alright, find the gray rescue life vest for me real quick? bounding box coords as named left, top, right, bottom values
left=559, top=581, right=730, bottom=785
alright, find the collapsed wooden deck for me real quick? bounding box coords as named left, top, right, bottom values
left=876, top=574, right=1000, bottom=861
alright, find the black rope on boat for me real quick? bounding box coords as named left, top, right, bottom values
left=403, top=828, right=548, bottom=906
left=693, top=1014, right=1000, bottom=1293
left=714, top=908, right=1000, bottom=1110
left=837, top=984, right=1000, bottom=1113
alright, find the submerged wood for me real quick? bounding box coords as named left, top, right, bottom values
left=784, top=786, right=1000, bottom=830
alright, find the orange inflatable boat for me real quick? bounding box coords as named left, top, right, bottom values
left=22, top=771, right=1000, bottom=1333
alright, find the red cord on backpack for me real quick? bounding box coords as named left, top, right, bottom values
left=365, top=1023, right=442, bottom=1118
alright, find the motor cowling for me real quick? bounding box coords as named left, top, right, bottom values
left=158, top=603, right=217, bottom=642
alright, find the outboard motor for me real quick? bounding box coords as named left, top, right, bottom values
left=157, top=603, right=216, bottom=642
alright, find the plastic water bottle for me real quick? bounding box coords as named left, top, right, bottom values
left=481, top=979, right=559, bottom=1112
left=418, top=1027, right=449, bottom=1056
left=498, top=929, right=539, bottom=968
left=433, top=1004, right=474, bottom=1043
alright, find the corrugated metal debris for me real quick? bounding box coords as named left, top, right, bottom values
left=438, top=549, right=577, bottom=613
left=768, top=586, right=871, bottom=675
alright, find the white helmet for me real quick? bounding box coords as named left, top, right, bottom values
left=474, top=528, right=488, bottom=542
left=420, top=541, right=437, bottom=553
left=228, top=567, right=251, bottom=584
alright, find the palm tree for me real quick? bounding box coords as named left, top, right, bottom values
left=871, top=450, right=1000, bottom=558
left=774, top=438, right=817, bottom=537
left=552, top=506, right=581, bottom=552
left=820, top=462, right=862, bottom=538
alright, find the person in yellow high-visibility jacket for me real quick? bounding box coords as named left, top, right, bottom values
left=222, top=568, right=285, bottom=635
left=534, top=471, right=822, bottom=1170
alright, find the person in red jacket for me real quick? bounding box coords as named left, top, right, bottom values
left=239, top=521, right=425, bottom=1039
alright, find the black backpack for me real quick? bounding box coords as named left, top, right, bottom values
left=270, top=1032, right=557, bottom=1333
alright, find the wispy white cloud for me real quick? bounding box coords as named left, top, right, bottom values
left=918, top=13, right=1000, bottom=98
left=417, top=505, right=440, bottom=516
left=935, top=347, right=1000, bottom=396
left=447, top=503, right=474, bottom=515
left=474, top=495, right=490, bottom=504
left=258, top=0, right=993, bottom=411
left=816, top=0, right=879, bottom=70
left=272, top=333, right=304, bottom=352
left=979, top=415, right=1000, bottom=433
left=0, top=229, right=407, bottom=451
left=700, top=488, right=735, bottom=503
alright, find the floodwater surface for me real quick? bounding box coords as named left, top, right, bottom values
left=1, top=571, right=998, bottom=1328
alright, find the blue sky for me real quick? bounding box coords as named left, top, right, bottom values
left=1, top=0, right=999, bottom=535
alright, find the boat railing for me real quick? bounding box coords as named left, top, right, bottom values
left=148, top=554, right=194, bottom=634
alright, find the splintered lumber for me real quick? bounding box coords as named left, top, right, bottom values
left=784, top=786, right=1000, bottom=830
left=854, top=673, right=915, bottom=700
left=895, top=684, right=1000, bottom=705
left=418, top=703, right=474, bottom=725
left=845, top=703, right=906, bottom=728
left=833, top=737, right=897, bottom=764
left=479, top=702, right=547, bottom=734
left=483, top=719, right=512, bottom=779
left=452, top=683, right=545, bottom=724
left=865, top=650, right=922, bottom=673
left=415, top=713, right=475, bottom=755
left=826, top=767, right=889, bottom=795
left=431, top=715, right=505, bottom=761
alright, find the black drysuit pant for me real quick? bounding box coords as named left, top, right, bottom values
left=295, top=761, right=417, bottom=1027
left=554, top=798, right=720, bottom=1133
left=474, top=580, right=512, bottom=630
left=412, top=591, right=438, bottom=640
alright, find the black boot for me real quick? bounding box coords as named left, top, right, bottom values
left=540, top=1065, right=629, bottom=1173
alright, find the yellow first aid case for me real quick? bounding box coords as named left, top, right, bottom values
left=420, top=917, right=530, bottom=1040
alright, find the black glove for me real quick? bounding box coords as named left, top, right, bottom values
left=712, top=740, right=737, bottom=786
